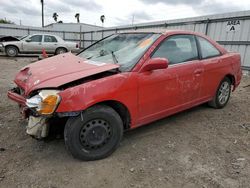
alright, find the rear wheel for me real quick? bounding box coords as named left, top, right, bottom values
left=208, top=77, right=231, bottom=109
left=55, top=47, right=67, bottom=55
left=64, top=105, right=123, bottom=161
left=5, top=46, right=18, bottom=57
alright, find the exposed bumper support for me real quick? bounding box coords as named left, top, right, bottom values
left=27, top=116, right=49, bottom=139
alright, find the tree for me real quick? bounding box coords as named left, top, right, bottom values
left=75, top=13, right=80, bottom=23
left=100, top=15, right=105, bottom=27
left=0, top=18, right=14, bottom=24
left=53, top=13, right=58, bottom=22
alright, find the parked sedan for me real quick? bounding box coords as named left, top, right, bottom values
left=8, top=30, right=242, bottom=161
left=0, top=34, right=79, bottom=57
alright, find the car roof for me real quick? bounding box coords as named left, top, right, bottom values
left=119, top=30, right=209, bottom=38
left=162, top=30, right=206, bottom=37
left=29, top=33, right=58, bottom=37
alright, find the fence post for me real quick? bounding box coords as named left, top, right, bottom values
left=82, top=33, right=84, bottom=49
left=205, top=19, right=210, bottom=35
left=91, top=31, right=93, bottom=44
left=79, top=26, right=82, bottom=48
left=27, top=28, right=30, bottom=35
left=63, top=31, right=65, bottom=40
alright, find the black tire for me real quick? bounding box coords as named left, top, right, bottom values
left=55, top=47, right=67, bottom=55
left=208, top=77, right=232, bottom=109
left=5, top=46, right=18, bottom=57
left=64, top=105, right=123, bottom=161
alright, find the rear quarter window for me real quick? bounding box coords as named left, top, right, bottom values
left=197, top=37, right=221, bottom=59
left=44, top=35, right=58, bottom=43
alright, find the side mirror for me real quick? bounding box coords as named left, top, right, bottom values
left=141, top=58, right=169, bottom=72
left=25, top=39, right=31, bottom=42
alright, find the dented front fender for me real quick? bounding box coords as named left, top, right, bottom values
left=56, top=72, right=139, bottom=126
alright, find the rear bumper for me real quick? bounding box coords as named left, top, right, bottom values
left=7, top=88, right=26, bottom=106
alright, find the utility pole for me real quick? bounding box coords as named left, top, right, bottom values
left=41, top=0, right=44, bottom=27
left=132, top=14, right=135, bottom=26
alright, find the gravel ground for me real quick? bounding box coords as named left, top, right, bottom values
left=0, top=56, right=249, bottom=188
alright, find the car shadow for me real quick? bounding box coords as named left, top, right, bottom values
left=44, top=103, right=209, bottom=144
left=28, top=103, right=211, bottom=162
left=123, top=103, right=210, bottom=139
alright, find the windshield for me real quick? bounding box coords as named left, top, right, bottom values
left=19, top=35, right=28, bottom=40
left=78, top=33, right=160, bottom=71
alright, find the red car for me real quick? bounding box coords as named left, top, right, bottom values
left=8, top=30, right=242, bottom=161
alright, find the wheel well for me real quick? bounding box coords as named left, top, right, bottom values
left=5, top=45, right=19, bottom=52
left=95, top=100, right=131, bottom=130
left=225, top=74, right=235, bottom=86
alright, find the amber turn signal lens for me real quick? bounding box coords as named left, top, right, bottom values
left=38, top=95, right=60, bottom=115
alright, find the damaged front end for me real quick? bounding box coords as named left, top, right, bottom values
left=25, top=89, right=61, bottom=139
left=7, top=53, right=121, bottom=139
left=8, top=88, right=61, bottom=139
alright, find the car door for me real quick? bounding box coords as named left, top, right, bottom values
left=23, top=35, right=43, bottom=52
left=195, top=36, right=223, bottom=99
left=137, top=34, right=203, bottom=124
left=43, top=35, right=58, bottom=53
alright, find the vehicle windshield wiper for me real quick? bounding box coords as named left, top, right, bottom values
left=85, top=49, right=119, bottom=64
left=86, top=56, right=93, bottom=59
left=110, top=51, right=118, bottom=64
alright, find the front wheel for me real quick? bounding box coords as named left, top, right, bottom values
left=5, top=46, right=18, bottom=57
left=208, top=77, right=231, bottom=109
left=64, top=105, right=123, bottom=161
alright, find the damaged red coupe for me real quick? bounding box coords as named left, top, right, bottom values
left=8, top=30, right=242, bottom=160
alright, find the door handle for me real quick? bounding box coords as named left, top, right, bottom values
left=194, top=69, right=203, bottom=75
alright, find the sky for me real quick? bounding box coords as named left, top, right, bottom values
left=0, top=0, right=250, bottom=27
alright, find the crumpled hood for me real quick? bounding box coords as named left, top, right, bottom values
left=2, top=41, right=22, bottom=46
left=14, top=53, right=119, bottom=95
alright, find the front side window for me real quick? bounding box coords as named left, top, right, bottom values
left=29, top=35, right=42, bottom=42
left=78, top=33, right=160, bottom=71
left=44, top=35, right=57, bottom=43
left=152, top=35, right=198, bottom=65
left=197, top=37, right=221, bottom=59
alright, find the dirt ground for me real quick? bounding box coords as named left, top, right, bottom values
left=0, top=56, right=249, bottom=188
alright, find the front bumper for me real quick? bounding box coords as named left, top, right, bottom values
left=7, top=88, right=26, bottom=106
left=0, top=46, right=4, bottom=52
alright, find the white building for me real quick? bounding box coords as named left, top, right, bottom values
left=44, top=23, right=103, bottom=32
